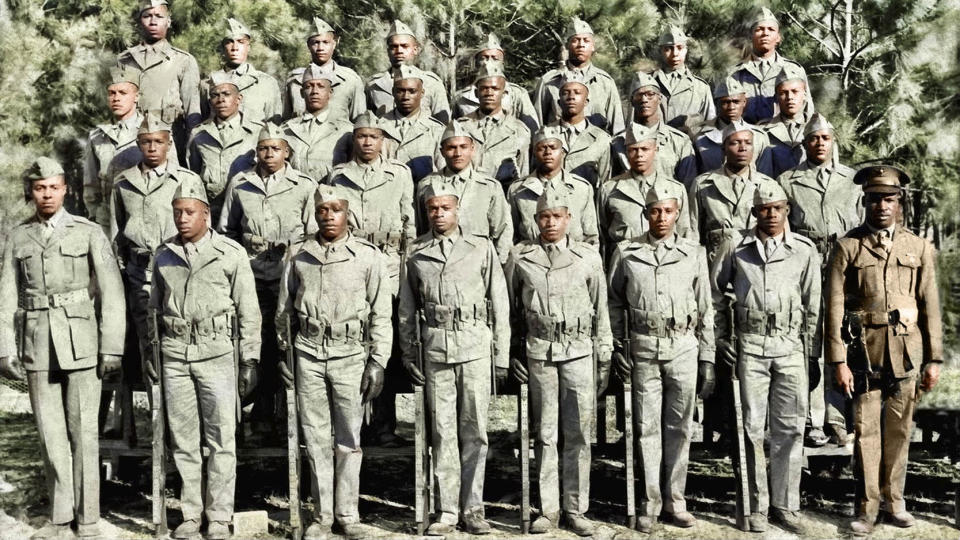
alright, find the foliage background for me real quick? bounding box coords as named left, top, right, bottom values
left=1, top=0, right=959, bottom=338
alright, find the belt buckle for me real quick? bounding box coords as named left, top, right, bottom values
left=434, top=305, right=452, bottom=325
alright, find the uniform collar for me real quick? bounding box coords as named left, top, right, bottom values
left=318, top=232, right=350, bottom=250
left=38, top=207, right=67, bottom=229
left=141, top=160, right=169, bottom=177
left=215, top=112, right=241, bottom=130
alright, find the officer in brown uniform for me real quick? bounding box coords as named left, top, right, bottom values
left=826, top=165, right=943, bottom=535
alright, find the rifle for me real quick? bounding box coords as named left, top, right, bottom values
left=487, top=298, right=497, bottom=399
left=362, top=316, right=373, bottom=425
left=622, top=309, right=636, bottom=529
left=148, top=309, right=167, bottom=537
left=231, top=312, right=241, bottom=422
left=280, top=314, right=302, bottom=540
left=729, top=303, right=751, bottom=532
left=14, top=309, right=24, bottom=360
left=412, top=309, right=431, bottom=535
left=517, top=323, right=530, bottom=534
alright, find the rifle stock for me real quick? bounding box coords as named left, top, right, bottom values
left=622, top=309, right=636, bottom=528
left=282, top=314, right=302, bottom=540
left=729, top=304, right=751, bottom=531
left=149, top=309, right=167, bottom=537
left=413, top=309, right=431, bottom=535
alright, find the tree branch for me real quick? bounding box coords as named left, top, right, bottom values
left=787, top=11, right=839, bottom=57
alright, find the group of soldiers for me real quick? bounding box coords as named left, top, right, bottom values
left=0, top=0, right=946, bottom=539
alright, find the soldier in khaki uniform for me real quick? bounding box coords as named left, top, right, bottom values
left=728, top=7, right=812, bottom=124
left=367, top=20, right=450, bottom=123
left=456, top=61, right=531, bottom=189
left=0, top=158, right=126, bottom=539
left=601, top=123, right=691, bottom=246
left=149, top=176, right=261, bottom=540
left=218, top=123, right=318, bottom=437
left=508, top=127, right=599, bottom=246
left=379, top=65, right=446, bottom=182
left=548, top=71, right=612, bottom=187
left=281, top=68, right=353, bottom=181
left=276, top=185, right=391, bottom=540
left=827, top=166, right=943, bottom=535
left=187, top=72, right=263, bottom=222
left=505, top=187, right=611, bottom=537
left=284, top=18, right=366, bottom=122
left=625, top=72, right=697, bottom=187
left=533, top=17, right=624, bottom=139
left=453, top=34, right=539, bottom=133
left=653, top=26, right=715, bottom=131
left=117, top=0, right=202, bottom=155
left=711, top=182, right=821, bottom=534
left=398, top=184, right=510, bottom=535
left=416, top=122, right=513, bottom=263
left=201, top=18, right=282, bottom=124
left=609, top=182, right=714, bottom=533
left=693, top=77, right=772, bottom=176
left=779, top=114, right=862, bottom=447
left=760, top=66, right=815, bottom=178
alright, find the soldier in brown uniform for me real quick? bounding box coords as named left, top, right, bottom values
left=826, top=165, right=942, bottom=535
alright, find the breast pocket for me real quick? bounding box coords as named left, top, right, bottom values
left=13, top=248, right=41, bottom=284
left=60, top=242, right=90, bottom=285
left=896, top=253, right=920, bottom=294
left=852, top=253, right=880, bottom=296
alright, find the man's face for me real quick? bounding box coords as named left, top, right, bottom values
left=308, top=32, right=337, bottom=65
left=107, top=82, right=138, bottom=119
left=661, top=43, right=687, bottom=71
left=137, top=131, right=171, bottom=168
left=427, top=195, right=459, bottom=234
left=209, top=83, right=241, bottom=120
left=754, top=200, right=789, bottom=236
left=31, top=175, right=67, bottom=218
left=567, top=34, right=595, bottom=65
left=647, top=199, right=678, bottom=239
left=257, top=138, right=289, bottom=175
left=139, top=6, right=170, bottom=42
left=535, top=140, right=565, bottom=173
left=173, top=198, right=209, bottom=243
left=316, top=199, right=348, bottom=241
left=864, top=192, right=900, bottom=229
left=717, top=94, right=747, bottom=122
left=476, top=77, right=505, bottom=114
left=537, top=207, right=570, bottom=243
left=752, top=22, right=782, bottom=55
left=388, top=35, right=420, bottom=66
left=476, top=49, right=504, bottom=62
left=393, top=78, right=423, bottom=115
left=805, top=130, right=833, bottom=165
left=353, top=128, right=383, bottom=162
left=724, top=131, right=754, bottom=169
left=560, top=83, right=588, bottom=118
left=627, top=139, right=657, bottom=175
left=777, top=80, right=806, bottom=117
left=632, top=87, right=661, bottom=120
left=302, top=79, right=332, bottom=113
left=221, top=37, right=250, bottom=67
left=441, top=136, right=474, bottom=172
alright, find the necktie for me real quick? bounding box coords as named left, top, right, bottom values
left=759, top=59, right=771, bottom=77
left=816, top=167, right=830, bottom=188
left=565, top=126, right=576, bottom=147
left=41, top=221, right=54, bottom=242
left=878, top=229, right=892, bottom=254
left=655, top=242, right=668, bottom=262
left=764, top=238, right=777, bottom=260
left=185, top=242, right=198, bottom=263
left=671, top=71, right=682, bottom=82
left=546, top=244, right=559, bottom=264
left=440, top=237, right=451, bottom=258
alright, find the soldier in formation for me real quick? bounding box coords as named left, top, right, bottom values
left=693, top=77, right=772, bottom=176
left=653, top=26, right=715, bottom=131
left=281, top=68, right=353, bottom=182
left=625, top=73, right=697, bottom=186
left=203, top=18, right=282, bottom=124
left=285, top=18, right=366, bottom=122
left=380, top=65, right=445, bottom=183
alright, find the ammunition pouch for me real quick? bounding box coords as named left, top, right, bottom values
left=735, top=308, right=802, bottom=336
left=162, top=312, right=233, bottom=343
left=629, top=308, right=698, bottom=338
left=795, top=229, right=837, bottom=257
left=243, top=234, right=288, bottom=260
left=358, top=230, right=403, bottom=251
left=525, top=312, right=593, bottom=342
left=424, top=302, right=486, bottom=330
left=297, top=315, right=363, bottom=345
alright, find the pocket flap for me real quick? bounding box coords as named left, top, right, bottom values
left=896, top=253, right=920, bottom=268
left=61, top=242, right=89, bottom=257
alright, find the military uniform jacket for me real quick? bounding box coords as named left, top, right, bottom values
left=711, top=229, right=821, bottom=358
left=760, top=112, right=813, bottom=178
left=0, top=211, right=126, bottom=371
left=504, top=238, right=612, bottom=362
left=84, top=113, right=145, bottom=228
left=326, top=157, right=416, bottom=249
left=455, top=82, right=539, bottom=133
left=381, top=107, right=445, bottom=182
left=460, top=111, right=531, bottom=187
left=398, top=229, right=510, bottom=367
left=201, top=63, right=282, bottom=124
left=533, top=63, right=625, bottom=138
left=622, top=119, right=698, bottom=187
left=149, top=230, right=261, bottom=363
left=552, top=120, right=612, bottom=187
left=689, top=166, right=775, bottom=255
left=285, top=61, right=366, bottom=122
left=186, top=112, right=263, bottom=202
left=825, top=225, right=943, bottom=378
left=507, top=171, right=599, bottom=246
left=367, top=66, right=450, bottom=123
left=600, top=170, right=692, bottom=244
left=277, top=234, right=392, bottom=366
left=608, top=232, right=714, bottom=362
left=693, top=118, right=773, bottom=177
left=415, top=167, right=513, bottom=264
left=778, top=159, right=862, bottom=254
left=117, top=39, right=201, bottom=128
left=282, top=110, right=353, bottom=181
left=654, top=67, right=716, bottom=129
left=728, top=52, right=811, bottom=124
left=218, top=165, right=319, bottom=281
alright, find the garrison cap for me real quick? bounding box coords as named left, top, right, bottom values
left=172, top=175, right=209, bottom=206
left=224, top=18, right=251, bottom=40
left=207, top=70, right=241, bottom=90
left=775, top=64, right=807, bottom=89
left=474, top=59, right=506, bottom=84
left=853, top=165, right=909, bottom=194
left=713, top=76, right=745, bottom=99
left=309, top=17, right=335, bottom=39
left=23, top=157, right=65, bottom=182
left=139, top=110, right=172, bottom=134
left=536, top=184, right=569, bottom=214
left=560, top=69, right=589, bottom=90
left=624, top=123, right=658, bottom=146
left=353, top=111, right=383, bottom=131
left=314, top=184, right=350, bottom=207
left=803, top=113, right=833, bottom=138
left=108, top=65, right=141, bottom=88
left=645, top=182, right=685, bottom=206
left=532, top=126, right=569, bottom=153
left=441, top=121, right=475, bottom=144
left=387, top=20, right=416, bottom=40
left=721, top=119, right=753, bottom=142
left=658, top=25, right=689, bottom=46
left=751, top=6, right=779, bottom=29
left=138, top=0, right=168, bottom=14
left=421, top=182, right=460, bottom=202
left=753, top=181, right=788, bottom=206
left=629, top=72, right=660, bottom=97
left=565, top=16, right=594, bottom=41
left=301, top=64, right=335, bottom=85
left=257, top=123, right=288, bottom=144
left=393, top=64, right=424, bottom=83
left=479, top=33, right=503, bottom=53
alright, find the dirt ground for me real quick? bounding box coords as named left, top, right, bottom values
left=1, top=384, right=958, bottom=540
